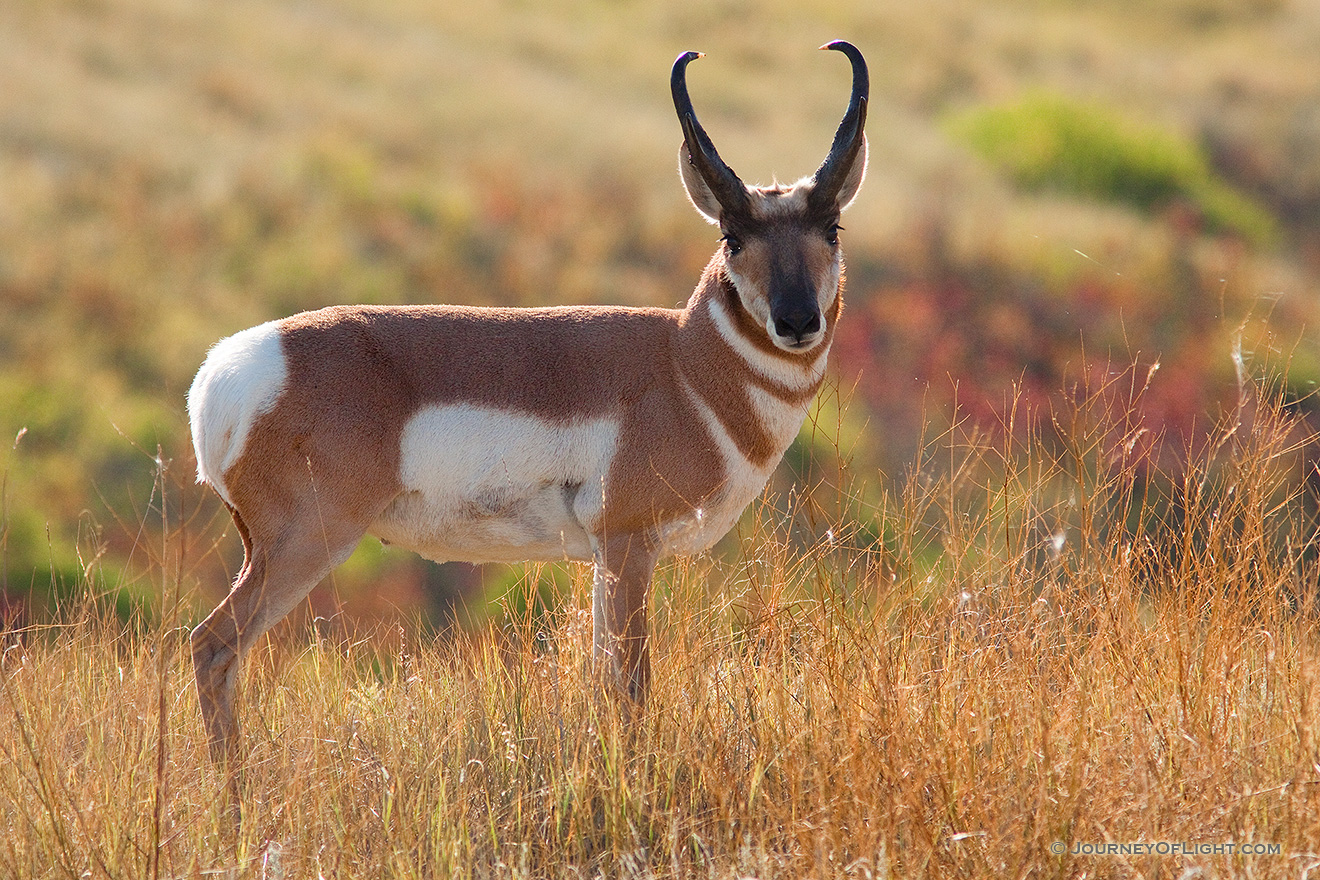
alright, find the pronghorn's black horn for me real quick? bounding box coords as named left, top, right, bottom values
left=809, top=40, right=869, bottom=212
left=671, top=50, right=751, bottom=218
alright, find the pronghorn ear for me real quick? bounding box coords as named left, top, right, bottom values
left=832, top=134, right=868, bottom=212
left=678, top=143, right=723, bottom=224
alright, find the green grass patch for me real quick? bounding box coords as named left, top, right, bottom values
left=950, top=92, right=1279, bottom=245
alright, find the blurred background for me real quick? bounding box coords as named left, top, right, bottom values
left=2, top=0, right=1319, bottom=629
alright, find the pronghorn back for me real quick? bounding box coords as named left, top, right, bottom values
left=186, top=41, right=869, bottom=779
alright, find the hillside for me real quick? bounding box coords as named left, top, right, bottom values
left=2, top=0, right=1320, bottom=618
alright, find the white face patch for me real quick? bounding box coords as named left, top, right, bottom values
left=817, top=260, right=841, bottom=312
left=725, top=264, right=772, bottom=328
left=376, top=406, right=619, bottom=563
left=188, top=319, right=288, bottom=507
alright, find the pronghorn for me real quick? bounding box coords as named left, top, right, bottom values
left=187, top=41, right=867, bottom=764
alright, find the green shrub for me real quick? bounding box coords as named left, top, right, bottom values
left=950, top=92, right=1278, bottom=245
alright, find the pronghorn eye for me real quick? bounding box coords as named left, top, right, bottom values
left=721, top=233, right=743, bottom=256
left=825, top=224, right=843, bottom=247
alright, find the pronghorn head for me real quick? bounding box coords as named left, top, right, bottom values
left=672, top=40, right=868, bottom=354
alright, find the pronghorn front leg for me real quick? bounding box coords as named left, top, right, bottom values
left=591, top=533, right=659, bottom=704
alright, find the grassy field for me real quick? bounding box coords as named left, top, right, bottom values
left=4, top=373, right=1320, bottom=878
left=5, top=0, right=1320, bottom=876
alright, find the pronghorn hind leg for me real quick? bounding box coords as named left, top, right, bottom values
left=591, top=532, right=659, bottom=706
left=191, top=508, right=367, bottom=770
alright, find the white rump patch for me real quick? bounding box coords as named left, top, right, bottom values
left=374, top=406, right=619, bottom=563
left=187, top=320, right=288, bottom=507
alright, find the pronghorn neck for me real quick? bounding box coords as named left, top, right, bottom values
left=670, top=252, right=836, bottom=471
left=678, top=253, right=837, bottom=398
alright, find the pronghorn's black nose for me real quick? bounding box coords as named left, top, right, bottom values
left=774, top=308, right=822, bottom=343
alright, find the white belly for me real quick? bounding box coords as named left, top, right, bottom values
left=370, top=405, right=617, bottom=563
left=373, top=483, right=596, bottom=562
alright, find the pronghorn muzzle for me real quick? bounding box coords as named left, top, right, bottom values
left=769, top=254, right=824, bottom=348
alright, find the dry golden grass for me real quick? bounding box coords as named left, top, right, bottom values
left=5, top=0, right=1320, bottom=612
left=3, top=369, right=1318, bottom=879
